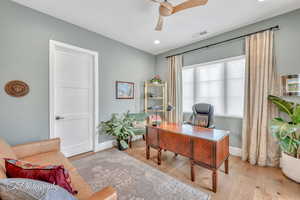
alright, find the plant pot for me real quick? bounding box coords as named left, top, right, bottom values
left=116, top=139, right=129, bottom=151
left=281, top=152, right=300, bottom=183
left=151, top=81, right=160, bottom=84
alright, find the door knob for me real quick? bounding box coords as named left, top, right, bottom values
left=55, top=116, right=65, bottom=120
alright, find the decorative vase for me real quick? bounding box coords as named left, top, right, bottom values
left=281, top=152, right=300, bottom=183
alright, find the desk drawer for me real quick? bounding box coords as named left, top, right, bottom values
left=193, top=138, right=214, bottom=167
left=159, top=130, right=191, bottom=157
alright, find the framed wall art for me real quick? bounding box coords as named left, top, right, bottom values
left=4, top=80, right=30, bottom=97
left=282, top=74, right=300, bottom=96
left=116, top=81, right=134, bottom=99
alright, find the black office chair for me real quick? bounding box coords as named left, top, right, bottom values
left=188, top=103, right=215, bottom=128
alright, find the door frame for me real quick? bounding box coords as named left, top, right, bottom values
left=49, top=40, right=99, bottom=153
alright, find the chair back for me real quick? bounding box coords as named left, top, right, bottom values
left=189, top=103, right=214, bottom=128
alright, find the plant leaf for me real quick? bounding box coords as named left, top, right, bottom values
left=270, top=119, right=300, bottom=156
left=268, top=95, right=294, bottom=117
left=292, top=106, right=300, bottom=124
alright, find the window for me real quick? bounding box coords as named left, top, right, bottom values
left=182, top=56, right=245, bottom=117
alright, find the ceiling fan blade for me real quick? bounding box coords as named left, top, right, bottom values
left=155, top=15, right=164, bottom=31
left=173, top=0, right=208, bottom=14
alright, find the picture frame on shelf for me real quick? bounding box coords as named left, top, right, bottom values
left=116, top=81, right=134, bottom=99
left=282, top=75, right=300, bottom=96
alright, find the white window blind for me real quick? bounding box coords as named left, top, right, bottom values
left=182, top=56, right=245, bottom=117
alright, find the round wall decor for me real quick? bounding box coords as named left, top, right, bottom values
left=4, top=80, right=30, bottom=97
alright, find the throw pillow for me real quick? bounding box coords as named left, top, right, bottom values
left=132, top=121, right=146, bottom=129
left=5, top=159, right=77, bottom=195
left=0, top=178, right=77, bottom=200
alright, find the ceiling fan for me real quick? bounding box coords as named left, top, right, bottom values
left=150, top=0, right=208, bottom=31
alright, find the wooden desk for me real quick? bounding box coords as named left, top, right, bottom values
left=146, top=123, right=229, bottom=193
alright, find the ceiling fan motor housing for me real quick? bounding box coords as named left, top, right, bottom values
left=159, top=2, right=173, bottom=16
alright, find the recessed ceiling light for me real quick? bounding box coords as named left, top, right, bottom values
left=154, top=40, right=160, bottom=44
left=258, top=0, right=265, bottom=2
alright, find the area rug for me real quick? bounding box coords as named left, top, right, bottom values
left=72, top=149, right=210, bottom=200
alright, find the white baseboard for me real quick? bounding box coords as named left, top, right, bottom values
left=94, top=140, right=114, bottom=152
left=94, top=135, right=143, bottom=153
left=229, top=146, right=242, bottom=157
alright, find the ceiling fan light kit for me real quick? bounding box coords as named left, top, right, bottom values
left=150, top=0, right=209, bottom=31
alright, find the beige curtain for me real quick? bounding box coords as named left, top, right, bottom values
left=167, top=55, right=183, bottom=123
left=242, top=30, right=281, bottom=167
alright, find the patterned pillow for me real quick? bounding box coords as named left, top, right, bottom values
left=5, top=159, right=77, bottom=195
left=0, top=178, right=77, bottom=200
left=132, top=121, right=146, bottom=129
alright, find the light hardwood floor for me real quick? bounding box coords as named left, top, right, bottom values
left=71, top=140, right=300, bottom=200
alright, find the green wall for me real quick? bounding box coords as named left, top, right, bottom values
left=0, top=0, right=156, bottom=145
left=156, top=9, right=300, bottom=148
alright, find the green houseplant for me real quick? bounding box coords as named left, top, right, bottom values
left=99, top=112, right=135, bottom=151
left=150, top=75, right=162, bottom=84
left=268, top=95, right=300, bottom=182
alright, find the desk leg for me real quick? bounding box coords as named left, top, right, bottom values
left=146, top=145, right=150, bottom=160
left=191, top=160, right=195, bottom=182
left=158, top=148, right=162, bottom=165
left=212, top=169, right=217, bottom=193
left=225, top=158, right=229, bottom=174
left=129, top=136, right=132, bottom=148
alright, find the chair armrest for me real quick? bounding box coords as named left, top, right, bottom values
left=87, top=187, right=117, bottom=200
left=12, top=138, right=60, bottom=159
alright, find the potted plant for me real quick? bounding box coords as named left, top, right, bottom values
left=268, top=95, right=300, bottom=183
left=99, top=112, right=135, bottom=151
left=150, top=75, right=162, bottom=84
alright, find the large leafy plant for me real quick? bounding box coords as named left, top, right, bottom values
left=268, top=95, right=300, bottom=158
left=99, top=112, right=135, bottom=150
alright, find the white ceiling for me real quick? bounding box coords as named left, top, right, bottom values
left=11, top=0, right=300, bottom=55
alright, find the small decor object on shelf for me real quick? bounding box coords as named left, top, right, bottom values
left=149, top=114, right=162, bottom=126
left=166, top=104, right=174, bottom=112
left=4, top=80, right=29, bottom=97
left=99, top=112, right=135, bottom=151
left=282, top=74, right=300, bottom=96
left=150, top=75, right=162, bottom=84
left=149, top=105, right=163, bottom=126
left=268, top=95, right=300, bottom=183
left=116, top=81, right=134, bottom=99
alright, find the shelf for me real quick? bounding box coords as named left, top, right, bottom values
left=147, top=105, right=164, bottom=109
left=148, top=97, right=164, bottom=100
left=147, top=110, right=164, bottom=112
left=146, top=83, right=165, bottom=87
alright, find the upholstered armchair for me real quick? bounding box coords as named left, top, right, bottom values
left=187, top=103, right=215, bottom=129
left=128, top=113, right=149, bottom=147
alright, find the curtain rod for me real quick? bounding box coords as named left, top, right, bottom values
left=165, top=25, right=280, bottom=58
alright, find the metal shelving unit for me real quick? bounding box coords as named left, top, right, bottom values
left=144, top=82, right=167, bottom=119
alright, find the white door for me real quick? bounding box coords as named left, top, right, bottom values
left=50, top=41, right=98, bottom=157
